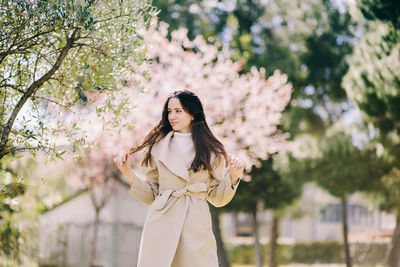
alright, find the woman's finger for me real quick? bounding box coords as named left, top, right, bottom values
left=233, top=157, right=237, bottom=165
left=229, top=156, right=243, bottom=170
left=228, top=155, right=232, bottom=166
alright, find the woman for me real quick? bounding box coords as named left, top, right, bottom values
left=113, top=90, right=244, bottom=267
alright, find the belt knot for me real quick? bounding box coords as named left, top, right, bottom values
left=152, top=183, right=207, bottom=214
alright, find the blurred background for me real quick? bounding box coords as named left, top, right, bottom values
left=1, top=0, right=400, bottom=266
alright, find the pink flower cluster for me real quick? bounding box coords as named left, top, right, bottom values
left=58, top=20, right=293, bottom=189
left=118, top=20, right=293, bottom=170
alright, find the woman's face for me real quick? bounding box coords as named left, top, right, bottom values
left=167, top=97, right=193, bottom=133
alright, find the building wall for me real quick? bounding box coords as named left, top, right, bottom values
left=221, top=183, right=396, bottom=243
left=38, top=180, right=149, bottom=267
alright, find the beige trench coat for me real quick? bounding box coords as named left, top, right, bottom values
left=128, top=130, right=240, bottom=267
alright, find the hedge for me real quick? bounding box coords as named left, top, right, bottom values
left=226, top=241, right=388, bottom=265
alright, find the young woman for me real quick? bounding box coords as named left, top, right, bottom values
left=114, top=90, right=244, bottom=267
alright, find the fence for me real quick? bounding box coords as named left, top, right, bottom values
left=39, top=222, right=143, bottom=267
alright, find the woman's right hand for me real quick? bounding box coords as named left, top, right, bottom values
left=113, top=151, right=133, bottom=175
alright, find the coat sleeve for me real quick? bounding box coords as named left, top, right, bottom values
left=206, top=156, right=240, bottom=207
left=128, top=156, right=159, bottom=205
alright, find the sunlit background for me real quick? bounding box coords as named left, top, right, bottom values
left=1, top=0, right=400, bottom=266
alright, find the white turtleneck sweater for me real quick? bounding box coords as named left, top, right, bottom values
left=173, top=131, right=194, bottom=169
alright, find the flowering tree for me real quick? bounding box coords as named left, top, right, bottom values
left=118, top=21, right=293, bottom=170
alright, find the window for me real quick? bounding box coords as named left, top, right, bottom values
left=320, top=203, right=374, bottom=225
left=349, top=205, right=374, bottom=225
left=320, top=203, right=341, bottom=222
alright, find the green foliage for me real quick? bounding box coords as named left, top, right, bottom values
left=308, top=128, right=384, bottom=198
left=0, top=154, right=75, bottom=263
left=359, top=0, right=400, bottom=29
left=0, top=0, right=156, bottom=160
left=344, top=0, right=400, bottom=224
left=225, top=158, right=301, bottom=214
left=151, top=0, right=355, bottom=90
left=228, top=244, right=256, bottom=264
left=343, top=23, right=400, bottom=134
left=344, top=0, right=400, bottom=137
left=0, top=162, right=26, bottom=262
left=281, top=106, right=326, bottom=138
left=0, top=220, right=20, bottom=259
left=290, top=241, right=344, bottom=263
left=299, top=0, right=354, bottom=105
left=0, top=167, right=26, bottom=216
left=227, top=241, right=388, bottom=264
left=379, top=168, right=400, bottom=214
left=152, top=0, right=223, bottom=41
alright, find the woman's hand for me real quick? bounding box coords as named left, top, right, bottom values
left=113, top=151, right=133, bottom=175
left=228, top=155, right=245, bottom=184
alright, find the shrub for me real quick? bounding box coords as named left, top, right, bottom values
left=226, top=241, right=388, bottom=265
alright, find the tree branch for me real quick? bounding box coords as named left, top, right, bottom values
left=34, top=95, right=76, bottom=114
left=73, top=42, right=109, bottom=56
left=0, top=145, right=57, bottom=159
left=1, top=14, right=53, bottom=55
left=93, top=12, right=136, bottom=24
left=0, top=84, right=25, bottom=93
left=0, top=17, right=31, bottom=64
left=0, top=27, right=80, bottom=154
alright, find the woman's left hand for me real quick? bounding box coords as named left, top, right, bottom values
left=228, top=155, right=245, bottom=183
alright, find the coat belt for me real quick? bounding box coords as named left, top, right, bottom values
left=152, top=183, right=207, bottom=214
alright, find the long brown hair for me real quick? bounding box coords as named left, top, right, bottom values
left=130, top=90, right=228, bottom=172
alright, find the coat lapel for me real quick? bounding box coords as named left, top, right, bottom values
left=151, top=131, right=190, bottom=182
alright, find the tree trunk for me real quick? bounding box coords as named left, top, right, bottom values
left=386, top=215, right=400, bottom=267
left=251, top=209, right=263, bottom=267
left=89, top=210, right=100, bottom=267
left=211, top=210, right=230, bottom=267
left=269, top=212, right=279, bottom=267
left=341, top=196, right=352, bottom=267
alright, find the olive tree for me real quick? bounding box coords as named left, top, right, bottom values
left=0, top=0, right=156, bottom=161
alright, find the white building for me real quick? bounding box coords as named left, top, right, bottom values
left=38, top=177, right=148, bottom=267
left=221, top=183, right=395, bottom=244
